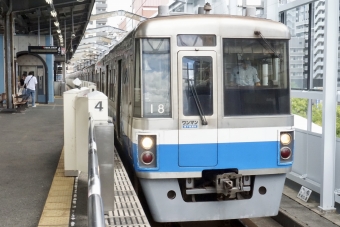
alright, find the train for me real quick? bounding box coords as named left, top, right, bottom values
left=67, top=14, right=294, bottom=222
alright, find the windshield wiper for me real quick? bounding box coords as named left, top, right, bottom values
left=188, top=79, right=208, bottom=125
left=254, top=31, right=279, bottom=57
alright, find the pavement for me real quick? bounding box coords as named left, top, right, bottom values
left=0, top=98, right=64, bottom=227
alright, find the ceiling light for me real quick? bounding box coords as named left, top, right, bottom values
left=51, top=10, right=57, bottom=17
left=77, top=0, right=85, bottom=2
left=45, top=0, right=53, bottom=4
left=57, top=29, right=61, bottom=33
left=71, top=33, right=76, bottom=38
left=54, top=21, right=59, bottom=27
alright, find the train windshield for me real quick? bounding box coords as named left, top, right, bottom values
left=223, top=39, right=290, bottom=116
left=141, top=38, right=171, bottom=118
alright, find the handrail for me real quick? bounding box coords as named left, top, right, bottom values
left=88, top=116, right=105, bottom=227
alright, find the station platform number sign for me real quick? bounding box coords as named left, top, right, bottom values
left=28, top=46, right=65, bottom=55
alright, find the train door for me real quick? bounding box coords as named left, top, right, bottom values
left=116, top=60, right=122, bottom=139
left=177, top=51, right=218, bottom=167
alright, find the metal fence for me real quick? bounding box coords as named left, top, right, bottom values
left=88, top=116, right=105, bottom=227
left=287, top=129, right=340, bottom=204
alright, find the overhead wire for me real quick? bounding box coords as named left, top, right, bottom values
left=121, top=0, right=148, bottom=31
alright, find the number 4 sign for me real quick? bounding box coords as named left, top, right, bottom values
left=95, top=101, right=103, bottom=111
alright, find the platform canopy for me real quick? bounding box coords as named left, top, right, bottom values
left=0, top=0, right=95, bottom=61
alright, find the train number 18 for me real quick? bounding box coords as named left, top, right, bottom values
left=150, top=104, right=165, bottom=114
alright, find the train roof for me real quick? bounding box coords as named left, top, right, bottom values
left=135, top=14, right=290, bottom=39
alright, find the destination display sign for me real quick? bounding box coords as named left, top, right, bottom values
left=28, top=46, right=62, bottom=55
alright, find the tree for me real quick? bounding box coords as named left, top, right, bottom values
left=291, top=98, right=340, bottom=137
left=291, top=98, right=308, bottom=118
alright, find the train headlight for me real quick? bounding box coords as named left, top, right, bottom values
left=138, top=135, right=157, bottom=168
left=280, top=133, right=291, bottom=145
left=141, top=137, right=154, bottom=150
left=278, top=130, right=294, bottom=165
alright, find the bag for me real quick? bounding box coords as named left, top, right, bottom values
left=24, top=75, right=34, bottom=89
left=18, top=88, right=23, bottom=96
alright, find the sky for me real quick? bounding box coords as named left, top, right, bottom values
left=106, top=1, right=132, bottom=28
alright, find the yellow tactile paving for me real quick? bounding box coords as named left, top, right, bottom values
left=46, top=195, right=72, bottom=204
left=41, top=209, right=70, bottom=217
left=38, top=216, right=70, bottom=226
left=48, top=190, right=73, bottom=197
left=38, top=147, right=75, bottom=227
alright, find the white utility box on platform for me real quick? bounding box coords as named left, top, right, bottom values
left=64, top=89, right=109, bottom=176
left=87, top=91, right=108, bottom=122
left=75, top=95, right=89, bottom=173
left=63, top=87, right=90, bottom=176
left=88, top=83, right=97, bottom=92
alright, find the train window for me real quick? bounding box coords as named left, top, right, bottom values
left=177, top=35, right=216, bottom=46
left=223, top=38, right=290, bottom=116
left=182, top=56, right=213, bottom=116
left=134, top=40, right=141, bottom=117
left=141, top=38, right=171, bottom=118
left=109, top=69, right=112, bottom=99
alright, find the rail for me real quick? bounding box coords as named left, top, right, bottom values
left=88, top=116, right=105, bottom=227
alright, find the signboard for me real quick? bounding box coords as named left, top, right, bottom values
left=55, top=55, right=66, bottom=62
left=297, top=186, right=312, bottom=202
left=28, top=46, right=62, bottom=55
left=61, top=47, right=66, bottom=55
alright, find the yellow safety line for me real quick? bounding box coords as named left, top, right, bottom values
left=38, top=147, right=75, bottom=227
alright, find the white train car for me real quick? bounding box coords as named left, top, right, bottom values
left=68, top=14, right=294, bottom=222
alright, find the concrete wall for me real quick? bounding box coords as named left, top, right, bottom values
left=14, top=35, right=49, bottom=62
left=0, top=34, right=55, bottom=103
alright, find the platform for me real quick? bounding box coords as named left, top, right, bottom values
left=0, top=98, right=339, bottom=227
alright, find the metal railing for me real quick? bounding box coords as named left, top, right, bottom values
left=88, top=116, right=105, bottom=227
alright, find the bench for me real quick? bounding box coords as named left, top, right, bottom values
left=0, top=93, right=6, bottom=107
left=12, top=94, right=28, bottom=112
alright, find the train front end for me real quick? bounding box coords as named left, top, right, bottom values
left=130, top=15, right=294, bottom=222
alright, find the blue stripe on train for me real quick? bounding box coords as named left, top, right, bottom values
left=132, top=141, right=290, bottom=172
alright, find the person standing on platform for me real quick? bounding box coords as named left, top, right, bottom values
left=18, top=74, right=26, bottom=96
left=24, top=71, right=37, bottom=107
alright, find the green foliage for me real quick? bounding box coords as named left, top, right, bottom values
left=291, top=98, right=340, bottom=137
left=291, top=98, right=307, bottom=118
left=312, top=102, right=322, bottom=127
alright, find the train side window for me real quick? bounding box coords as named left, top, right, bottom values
left=223, top=38, right=290, bottom=116
left=134, top=39, right=141, bottom=117
left=112, top=69, right=115, bottom=102
left=141, top=38, right=171, bottom=118
left=108, top=69, right=111, bottom=99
